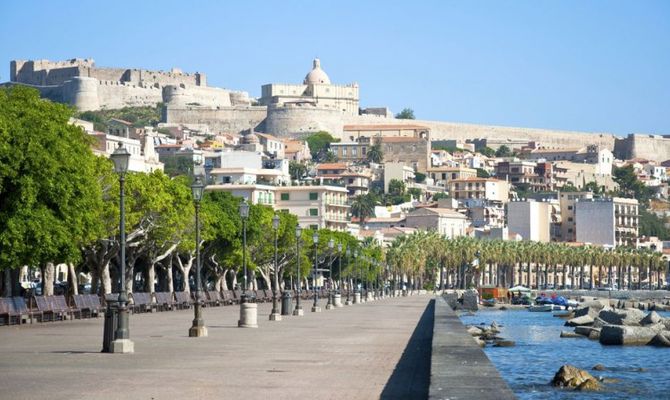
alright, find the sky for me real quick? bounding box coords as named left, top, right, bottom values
left=1, top=0, right=669, bottom=136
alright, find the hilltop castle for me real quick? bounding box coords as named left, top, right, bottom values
left=5, top=58, right=670, bottom=161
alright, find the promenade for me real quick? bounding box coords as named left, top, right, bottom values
left=0, top=295, right=434, bottom=400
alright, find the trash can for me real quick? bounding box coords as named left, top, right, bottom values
left=102, top=299, right=119, bottom=353
left=281, top=291, right=292, bottom=316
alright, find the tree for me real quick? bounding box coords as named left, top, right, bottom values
left=476, top=168, right=490, bottom=178
left=395, top=108, right=415, bottom=120
left=495, top=145, right=512, bottom=157
left=414, top=172, right=426, bottom=183
left=560, top=183, right=579, bottom=192
left=388, top=179, right=406, bottom=196
left=350, top=194, right=377, bottom=224
left=639, top=209, right=670, bottom=240
left=613, top=165, right=652, bottom=204
left=479, top=147, right=496, bottom=157
left=366, top=143, right=383, bottom=164
left=0, top=86, right=101, bottom=296
left=289, top=161, right=307, bottom=180
left=305, top=131, right=338, bottom=159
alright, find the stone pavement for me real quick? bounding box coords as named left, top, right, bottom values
left=0, top=294, right=435, bottom=400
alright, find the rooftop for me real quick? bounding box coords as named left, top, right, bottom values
left=317, top=163, right=347, bottom=170
left=344, top=124, right=429, bottom=131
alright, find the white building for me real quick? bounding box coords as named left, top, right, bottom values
left=575, top=197, right=639, bottom=247
left=384, top=162, right=415, bottom=193
left=405, top=208, right=469, bottom=238
left=507, top=200, right=552, bottom=242
left=559, top=191, right=594, bottom=242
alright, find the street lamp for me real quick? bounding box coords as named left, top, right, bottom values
left=336, top=243, right=343, bottom=307
left=269, top=214, right=281, bottom=321
left=353, top=250, right=360, bottom=304
left=293, top=225, right=304, bottom=316
left=326, top=238, right=335, bottom=310
left=311, top=232, right=321, bottom=312
left=108, top=143, right=133, bottom=353
left=238, top=200, right=257, bottom=328
left=189, top=176, right=207, bottom=337
left=345, top=249, right=352, bottom=305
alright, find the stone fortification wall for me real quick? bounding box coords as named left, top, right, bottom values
left=163, top=85, right=232, bottom=108
left=163, top=105, right=267, bottom=134
left=58, top=77, right=163, bottom=111
left=341, top=115, right=617, bottom=150
left=613, top=134, right=670, bottom=162
left=264, top=104, right=343, bottom=136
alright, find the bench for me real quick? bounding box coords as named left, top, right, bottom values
left=206, top=291, right=221, bottom=306
left=233, top=289, right=242, bottom=304
left=192, top=291, right=209, bottom=307
left=221, top=290, right=235, bottom=305
left=154, top=292, right=176, bottom=311
left=130, top=292, right=156, bottom=313
left=33, top=295, right=70, bottom=322
left=72, top=294, right=103, bottom=319
left=174, top=291, right=192, bottom=309
left=0, top=297, right=37, bottom=325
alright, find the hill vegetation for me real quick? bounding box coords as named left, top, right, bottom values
left=76, top=104, right=163, bottom=132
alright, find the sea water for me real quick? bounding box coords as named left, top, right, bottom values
left=460, top=309, right=670, bottom=400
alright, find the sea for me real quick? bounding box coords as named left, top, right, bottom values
left=460, top=309, right=670, bottom=400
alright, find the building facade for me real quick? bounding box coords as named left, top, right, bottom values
left=575, top=197, right=639, bottom=247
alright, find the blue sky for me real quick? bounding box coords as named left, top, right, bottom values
left=1, top=1, right=669, bottom=136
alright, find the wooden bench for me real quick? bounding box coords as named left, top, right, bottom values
left=72, top=294, right=103, bottom=319
left=206, top=291, right=221, bottom=306
left=34, top=295, right=69, bottom=322
left=154, top=292, right=175, bottom=311
left=130, top=292, right=156, bottom=313
left=220, top=290, right=235, bottom=305
left=174, top=291, right=192, bottom=309
left=0, top=297, right=35, bottom=325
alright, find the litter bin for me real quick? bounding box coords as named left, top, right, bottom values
left=102, top=299, right=119, bottom=353
left=281, top=291, right=292, bottom=316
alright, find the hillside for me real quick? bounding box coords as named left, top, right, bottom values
left=76, top=104, right=162, bottom=132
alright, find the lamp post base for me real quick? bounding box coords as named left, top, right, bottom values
left=188, top=325, right=208, bottom=337
left=325, top=303, right=334, bottom=310
left=353, top=292, right=361, bottom=304
left=345, top=299, right=353, bottom=306
left=292, top=307, right=304, bottom=316
left=269, top=313, right=282, bottom=321
left=111, top=339, right=134, bottom=354
left=238, top=302, right=258, bottom=328
left=334, top=294, right=343, bottom=307
left=311, top=305, right=322, bottom=313
left=367, top=292, right=374, bottom=301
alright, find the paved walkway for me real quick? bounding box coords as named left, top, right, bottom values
left=0, top=295, right=434, bottom=400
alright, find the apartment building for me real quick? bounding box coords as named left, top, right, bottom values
left=447, top=178, right=510, bottom=203
left=427, top=166, right=477, bottom=187
left=575, top=197, right=639, bottom=247
left=559, top=191, right=594, bottom=242
left=507, top=200, right=553, bottom=242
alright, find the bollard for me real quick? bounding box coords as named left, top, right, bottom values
left=281, top=291, right=292, bottom=316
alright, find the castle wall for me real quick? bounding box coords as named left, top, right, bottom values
left=163, top=106, right=267, bottom=134
left=264, top=104, right=343, bottom=136
left=163, top=85, right=232, bottom=108
left=614, top=134, right=670, bottom=162
left=341, top=115, right=617, bottom=150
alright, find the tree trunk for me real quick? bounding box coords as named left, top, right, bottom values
left=43, top=262, right=55, bottom=296
left=145, top=263, right=156, bottom=293
left=2, top=269, right=11, bottom=297
left=101, top=262, right=112, bottom=294
left=68, top=263, right=79, bottom=295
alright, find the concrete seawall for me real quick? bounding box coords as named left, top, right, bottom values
left=430, top=296, right=516, bottom=400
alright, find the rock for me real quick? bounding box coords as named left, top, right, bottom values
left=467, top=326, right=484, bottom=336
left=493, top=339, right=515, bottom=347
left=560, top=331, right=584, bottom=338
left=574, top=326, right=600, bottom=337
left=462, top=289, right=479, bottom=311
left=566, top=315, right=595, bottom=327
left=588, top=329, right=601, bottom=340
left=641, top=311, right=662, bottom=326
left=551, top=365, right=602, bottom=391
left=649, top=332, right=670, bottom=347
left=599, top=325, right=663, bottom=346
left=599, top=377, right=620, bottom=384
left=592, top=364, right=607, bottom=371
left=573, top=302, right=606, bottom=319
left=474, top=338, right=486, bottom=347
left=500, top=306, right=508, bottom=311
left=598, top=308, right=647, bottom=326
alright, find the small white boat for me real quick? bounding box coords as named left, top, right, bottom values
left=552, top=305, right=566, bottom=311
left=528, top=304, right=553, bottom=312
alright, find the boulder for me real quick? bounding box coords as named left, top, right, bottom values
left=566, top=315, right=595, bottom=327
left=461, top=289, right=479, bottom=311
left=599, top=325, right=663, bottom=346
left=649, top=332, right=670, bottom=347
left=551, top=365, right=602, bottom=391
left=493, top=339, right=515, bottom=347
left=574, top=326, right=600, bottom=337
left=560, top=331, right=584, bottom=338
left=573, top=300, right=608, bottom=318
left=592, top=364, right=606, bottom=371
left=467, top=326, right=484, bottom=336
left=474, top=337, right=486, bottom=347
left=598, top=308, right=646, bottom=326
left=588, top=329, right=601, bottom=340
left=641, top=311, right=662, bottom=326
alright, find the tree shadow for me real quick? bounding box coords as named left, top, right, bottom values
left=380, top=299, right=434, bottom=400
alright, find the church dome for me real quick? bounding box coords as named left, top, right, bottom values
left=303, top=58, right=331, bottom=85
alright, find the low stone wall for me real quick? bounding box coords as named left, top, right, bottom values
left=430, top=296, right=516, bottom=400
left=553, top=289, right=670, bottom=301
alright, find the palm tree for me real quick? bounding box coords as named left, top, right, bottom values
left=350, top=193, right=377, bottom=225
left=366, top=143, right=384, bottom=164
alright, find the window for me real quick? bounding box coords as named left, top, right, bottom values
left=567, top=205, right=573, bottom=210
left=309, top=224, right=319, bottom=230
left=362, top=147, right=367, bottom=155
left=568, top=228, right=573, bottom=233
left=342, top=147, right=347, bottom=156
left=348, top=178, right=354, bottom=184
left=309, top=192, right=318, bottom=200
left=280, top=193, right=289, bottom=201
left=352, top=148, right=357, bottom=156
left=568, top=217, right=573, bottom=222
left=309, top=208, right=318, bottom=216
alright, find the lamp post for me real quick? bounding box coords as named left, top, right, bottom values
left=345, top=249, right=352, bottom=305
left=353, top=250, right=361, bottom=304
left=269, top=214, right=281, bottom=321
left=293, top=225, right=304, bottom=316
left=311, top=232, right=321, bottom=312
left=335, top=243, right=343, bottom=307
left=326, top=239, right=335, bottom=310
left=188, top=177, right=208, bottom=337
left=238, top=200, right=257, bottom=328
left=107, top=143, right=134, bottom=353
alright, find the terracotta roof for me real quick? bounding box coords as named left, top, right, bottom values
left=316, top=163, right=347, bottom=170
left=531, top=148, right=581, bottom=153
left=449, top=177, right=506, bottom=183
left=412, top=207, right=467, bottom=219
left=284, top=140, right=305, bottom=153
left=343, top=124, right=429, bottom=131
